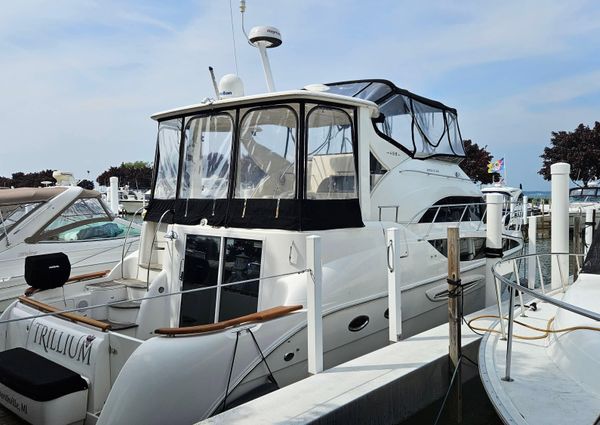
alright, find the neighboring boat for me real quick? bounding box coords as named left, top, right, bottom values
left=118, top=188, right=147, bottom=215
left=0, top=186, right=140, bottom=310
left=481, top=182, right=525, bottom=230
left=478, top=236, right=600, bottom=425
left=0, top=78, right=523, bottom=424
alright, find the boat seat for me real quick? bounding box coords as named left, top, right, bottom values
left=0, top=347, right=88, bottom=401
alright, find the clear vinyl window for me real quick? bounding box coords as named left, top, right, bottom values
left=235, top=106, right=297, bottom=199
left=154, top=119, right=182, bottom=200
left=179, top=113, right=234, bottom=199
left=306, top=105, right=357, bottom=199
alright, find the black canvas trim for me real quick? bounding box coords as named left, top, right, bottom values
left=144, top=198, right=175, bottom=223
left=146, top=198, right=363, bottom=230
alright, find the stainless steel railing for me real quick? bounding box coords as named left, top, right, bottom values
left=491, top=252, right=598, bottom=381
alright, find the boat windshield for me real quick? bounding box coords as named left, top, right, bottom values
left=0, top=202, right=43, bottom=239
left=147, top=100, right=362, bottom=230
left=324, top=80, right=465, bottom=160
left=570, top=187, right=600, bottom=203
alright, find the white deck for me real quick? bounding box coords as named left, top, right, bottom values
left=201, top=309, right=489, bottom=424
left=479, top=297, right=600, bottom=425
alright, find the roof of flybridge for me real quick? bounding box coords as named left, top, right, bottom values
left=151, top=89, right=379, bottom=121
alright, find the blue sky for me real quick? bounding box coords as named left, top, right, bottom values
left=1, top=0, right=600, bottom=190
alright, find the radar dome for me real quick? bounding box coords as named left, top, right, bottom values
left=218, top=74, right=244, bottom=99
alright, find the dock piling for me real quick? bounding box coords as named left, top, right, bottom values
left=527, top=216, right=537, bottom=289
left=306, top=235, right=323, bottom=375
left=109, top=176, right=119, bottom=215
left=585, top=207, right=594, bottom=256
left=447, top=226, right=462, bottom=424
left=550, top=163, right=570, bottom=289
left=386, top=228, right=402, bottom=343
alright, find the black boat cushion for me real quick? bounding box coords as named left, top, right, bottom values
left=0, top=348, right=88, bottom=402
left=24, top=253, right=71, bottom=290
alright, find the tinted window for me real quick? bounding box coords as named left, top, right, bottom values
left=179, top=235, right=220, bottom=326
left=218, top=238, right=262, bottom=321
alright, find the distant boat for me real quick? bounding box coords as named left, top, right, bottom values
left=0, top=186, right=141, bottom=310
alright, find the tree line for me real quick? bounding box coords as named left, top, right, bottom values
left=0, top=162, right=153, bottom=190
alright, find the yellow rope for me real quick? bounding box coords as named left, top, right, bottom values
left=467, top=314, right=600, bottom=340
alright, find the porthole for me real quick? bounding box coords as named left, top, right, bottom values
left=284, top=352, right=294, bottom=362
left=348, top=315, right=369, bottom=332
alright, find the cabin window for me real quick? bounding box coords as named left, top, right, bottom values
left=370, top=152, right=387, bottom=190
left=37, top=198, right=134, bottom=242
left=429, top=237, right=486, bottom=261
left=179, top=113, right=234, bottom=199
left=180, top=235, right=262, bottom=326
left=154, top=119, right=182, bottom=200
left=235, top=107, right=297, bottom=199
left=419, top=197, right=485, bottom=223
left=306, top=106, right=357, bottom=199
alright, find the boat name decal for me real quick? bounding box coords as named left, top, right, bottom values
left=31, top=323, right=94, bottom=365
left=426, top=168, right=440, bottom=173
left=0, top=389, right=27, bottom=414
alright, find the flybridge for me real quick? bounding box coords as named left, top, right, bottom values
left=325, top=79, right=465, bottom=161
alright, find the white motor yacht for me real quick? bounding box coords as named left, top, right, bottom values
left=0, top=77, right=523, bottom=425
left=0, top=186, right=140, bottom=310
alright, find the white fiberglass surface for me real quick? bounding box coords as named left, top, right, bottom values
left=180, top=113, right=233, bottom=199
left=154, top=119, right=182, bottom=200
left=235, top=106, right=297, bottom=199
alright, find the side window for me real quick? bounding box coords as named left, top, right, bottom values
left=306, top=106, right=357, bottom=199
left=39, top=198, right=122, bottom=242
left=235, top=107, right=297, bottom=199
left=179, top=113, right=234, bottom=199
left=154, top=119, right=182, bottom=200
left=370, top=152, right=387, bottom=190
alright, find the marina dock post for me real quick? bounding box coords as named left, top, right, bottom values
left=306, top=235, right=323, bottom=374
left=527, top=215, right=537, bottom=289
left=109, top=176, right=119, bottom=215
left=551, top=163, right=570, bottom=289
left=585, top=207, right=594, bottom=256
left=485, top=193, right=503, bottom=306
left=522, top=196, right=528, bottom=225
left=386, top=228, right=402, bottom=342
left=447, top=226, right=462, bottom=423
left=574, top=216, right=582, bottom=280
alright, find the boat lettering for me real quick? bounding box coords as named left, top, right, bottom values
left=31, top=323, right=93, bottom=365
left=0, top=389, right=27, bottom=414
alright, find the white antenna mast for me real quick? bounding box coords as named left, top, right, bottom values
left=240, top=1, right=282, bottom=92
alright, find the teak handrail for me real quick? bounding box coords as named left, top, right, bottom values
left=155, top=304, right=303, bottom=336
left=18, top=296, right=111, bottom=332
left=67, top=270, right=110, bottom=283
